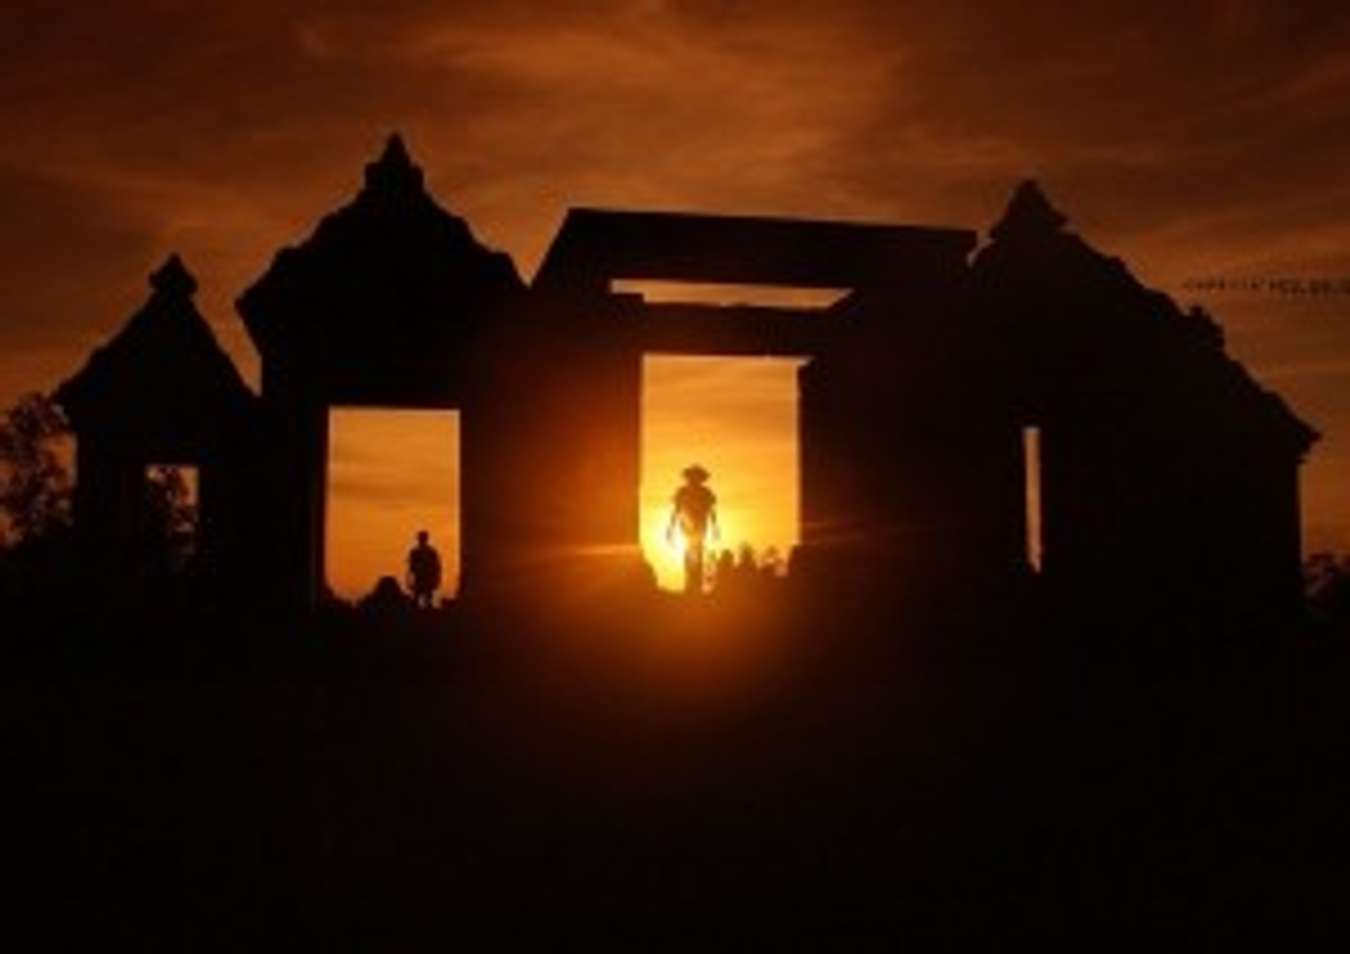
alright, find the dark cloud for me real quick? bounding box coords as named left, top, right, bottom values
left=0, top=163, right=161, bottom=391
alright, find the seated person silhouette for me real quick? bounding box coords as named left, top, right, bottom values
left=406, top=530, right=442, bottom=609
left=666, top=464, right=719, bottom=595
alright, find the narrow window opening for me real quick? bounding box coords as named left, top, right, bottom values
left=613, top=280, right=849, bottom=310
left=144, top=463, right=199, bottom=570
left=1023, top=426, right=1043, bottom=573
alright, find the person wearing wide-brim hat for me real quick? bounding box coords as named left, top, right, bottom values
left=667, top=464, right=719, bottom=595
left=682, top=464, right=710, bottom=484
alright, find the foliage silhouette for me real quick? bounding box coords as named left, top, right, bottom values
left=142, top=464, right=199, bottom=572
left=1305, top=551, right=1350, bottom=640
left=0, top=392, right=72, bottom=544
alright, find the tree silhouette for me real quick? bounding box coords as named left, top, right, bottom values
left=143, top=465, right=199, bottom=572
left=1306, top=551, right=1350, bottom=625
left=0, top=393, right=71, bottom=545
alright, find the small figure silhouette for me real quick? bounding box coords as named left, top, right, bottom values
left=360, top=575, right=409, bottom=616
left=406, top=530, right=442, bottom=609
left=666, top=464, right=719, bottom=595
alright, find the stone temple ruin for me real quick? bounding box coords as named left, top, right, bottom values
left=55, top=135, right=1317, bottom=623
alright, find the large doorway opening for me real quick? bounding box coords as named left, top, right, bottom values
left=325, top=408, right=460, bottom=603
left=640, top=355, right=803, bottom=592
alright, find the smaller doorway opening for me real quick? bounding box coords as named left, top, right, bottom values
left=326, top=408, right=461, bottom=604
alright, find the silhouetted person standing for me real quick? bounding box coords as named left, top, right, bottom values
left=666, top=464, right=719, bottom=595
left=406, top=530, right=442, bottom=609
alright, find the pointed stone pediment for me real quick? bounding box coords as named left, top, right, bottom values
left=237, top=134, right=525, bottom=381
left=56, top=255, right=255, bottom=450
left=989, top=179, right=1068, bottom=243
left=149, top=253, right=198, bottom=298
left=972, top=179, right=1317, bottom=459
left=363, top=133, right=424, bottom=195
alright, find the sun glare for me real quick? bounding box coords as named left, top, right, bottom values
left=640, top=355, right=802, bottom=591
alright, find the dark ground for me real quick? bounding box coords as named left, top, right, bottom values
left=8, top=591, right=1350, bottom=946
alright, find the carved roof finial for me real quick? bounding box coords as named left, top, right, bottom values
left=990, top=179, right=1068, bottom=242
left=149, top=253, right=198, bottom=298
left=364, top=132, right=425, bottom=194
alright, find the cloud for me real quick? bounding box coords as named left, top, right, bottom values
left=1, top=0, right=1349, bottom=553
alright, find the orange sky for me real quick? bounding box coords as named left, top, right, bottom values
left=641, top=356, right=802, bottom=591
left=322, top=358, right=802, bottom=598
left=326, top=409, right=461, bottom=599
left=3, top=1, right=1350, bottom=584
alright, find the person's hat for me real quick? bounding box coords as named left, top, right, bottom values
left=682, top=464, right=710, bottom=483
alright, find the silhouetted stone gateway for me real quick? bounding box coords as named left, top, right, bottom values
left=55, top=255, right=259, bottom=598
left=57, top=135, right=1317, bottom=623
